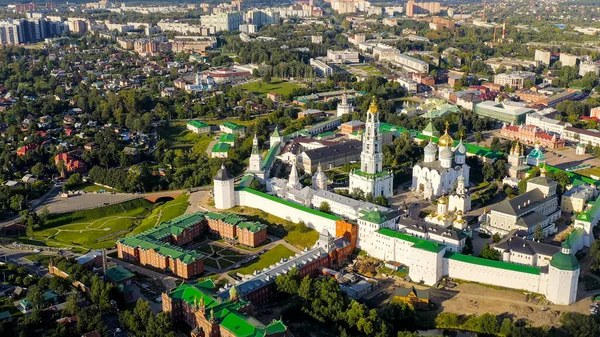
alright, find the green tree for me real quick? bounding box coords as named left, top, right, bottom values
left=499, top=317, right=512, bottom=337
left=374, top=195, right=389, bottom=207
left=26, top=285, right=45, bottom=310
left=64, top=293, right=80, bottom=316
left=66, top=172, right=82, bottom=189
left=492, top=233, right=501, bottom=243
left=478, top=313, right=499, bottom=335
left=463, top=236, right=474, bottom=255
left=10, top=194, right=25, bottom=211
left=275, top=267, right=300, bottom=295
left=560, top=312, right=600, bottom=337
left=479, top=243, right=501, bottom=260
left=474, top=131, right=483, bottom=144
left=533, top=225, right=545, bottom=242
left=298, top=275, right=313, bottom=301
left=319, top=201, right=331, bottom=213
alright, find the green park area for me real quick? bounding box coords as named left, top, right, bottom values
left=238, top=79, right=304, bottom=97
left=130, top=194, right=190, bottom=235
left=230, top=205, right=319, bottom=249
left=26, top=196, right=190, bottom=251
left=197, top=243, right=247, bottom=269
left=229, top=244, right=295, bottom=276
left=158, top=121, right=215, bottom=153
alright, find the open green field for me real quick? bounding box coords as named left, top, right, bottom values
left=576, top=166, right=600, bottom=179
left=72, top=182, right=116, bottom=193
left=23, top=254, right=54, bottom=266
left=238, top=80, right=304, bottom=97
left=230, top=206, right=318, bottom=249
left=26, top=199, right=153, bottom=250
left=130, top=194, right=190, bottom=235
left=230, top=244, right=295, bottom=276
left=158, top=122, right=215, bottom=153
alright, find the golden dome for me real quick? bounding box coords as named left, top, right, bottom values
left=438, top=121, right=453, bottom=147
left=438, top=196, right=448, bottom=204
left=368, top=98, right=378, bottom=114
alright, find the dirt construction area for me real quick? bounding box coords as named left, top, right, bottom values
left=430, top=283, right=591, bottom=327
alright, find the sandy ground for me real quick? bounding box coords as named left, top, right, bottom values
left=430, top=283, right=590, bottom=327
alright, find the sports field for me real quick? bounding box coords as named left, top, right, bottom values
left=575, top=166, right=600, bottom=179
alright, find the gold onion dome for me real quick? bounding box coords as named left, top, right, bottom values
left=368, top=98, right=378, bottom=114
left=438, top=121, right=453, bottom=147
left=438, top=196, right=448, bottom=204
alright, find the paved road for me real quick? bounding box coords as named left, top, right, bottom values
left=0, top=248, right=53, bottom=276
left=185, top=190, right=210, bottom=214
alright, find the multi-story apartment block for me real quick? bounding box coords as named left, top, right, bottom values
left=494, top=71, right=536, bottom=89
left=200, top=12, right=242, bottom=32
left=326, top=49, right=360, bottom=64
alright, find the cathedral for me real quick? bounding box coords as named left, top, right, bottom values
left=348, top=99, right=394, bottom=198
left=411, top=123, right=470, bottom=200
left=503, top=141, right=529, bottom=187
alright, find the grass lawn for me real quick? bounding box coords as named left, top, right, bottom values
left=28, top=199, right=153, bottom=250
left=230, top=206, right=318, bottom=249
left=70, top=182, right=116, bottom=193
left=218, top=259, right=235, bottom=269
left=230, top=244, right=295, bottom=276
left=158, top=122, right=215, bottom=153
left=130, top=194, right=190, bottom=235
left=23, top=254, right=53, bottom=266
left=204, top=258, right=219, bottom=269
left=238, top=79, right=304, bottom=97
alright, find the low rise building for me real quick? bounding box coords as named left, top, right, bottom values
left=500, top=124, right=565, bottom=149
left=525, top=113, right=570, bottom=136
left=474, top=101, right=533, bottom=124
left=326, top=49, right=359, bottom=64
left=309, top=58, right=333, bottom=77
left=493, top=236, right=560, bottom=267
left=220, top=121, right=246, bottom=135
left=561, top=185, right=596, bottom=213
left=186, top=120, right=211, bottom=134
left=494, top=71, right=536, bottom=89
left=298, top=140, right=362, bottom=173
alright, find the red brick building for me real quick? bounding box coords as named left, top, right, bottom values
left=500, top=124, right=565, bottom=149
left=162, top=279, right=287, bottom=337
left=205, top=213, right=268, bottom=248
left=55, top=152, right=87, bottom=175
left=340, top=120, right=365, bottom=135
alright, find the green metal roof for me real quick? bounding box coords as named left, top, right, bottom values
left=360, top=209, right=387, bottom=224
left=377, top=228, right=444, bottom=253
left=261, top=142, right=279, bottom=170
left=118, top=213, right=206, bottom=264
left=271, top=126, right=281, bottom=137
left=167, top=280, right=287, bottom=337
left=237, top=221, right=267, bottom=233
left=213, top=142, right=232, bottom=153
left=106, top=265, right=135, bottom=282
left=444, top=251, right=541, bottom=275
left=352, top=169, right=393, bottom=179
left=424, top=121, right=437, bottom=133
left=527, top=148, right=546, bottom=160
left=0, top=311, right=10, bottom=320
left=222, top=121, right=245, bottom=131
left=187, top=120, right=209, bottom=129
left=235, top=187, right=341, bottom=221
left=220, top=133, right=237, bottom=143
left=550, top=252, right=579, bottom=271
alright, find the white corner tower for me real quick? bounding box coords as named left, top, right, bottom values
left=337, top=93, right=354, bottom=117
left=312, top=163, right=328, bottom=190
left=214, top=164, right=235, bottom=210
left=545, top=241, right=580, bottom=305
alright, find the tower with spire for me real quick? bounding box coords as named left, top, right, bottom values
left=337, top=93, right=354, bottom=117
left=348, top=99, right=394, bottom=198
left=312, top=163, right=328, bottom=190
left=248, top=134, right=262, bottom=173
left=287, top=161, right=301, bottom=190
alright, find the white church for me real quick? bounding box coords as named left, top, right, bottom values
left=411, top=123, right=470, bottom=200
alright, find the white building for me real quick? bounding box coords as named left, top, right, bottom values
left=559, top=53, right=579, bottom=68
left=394, top=53, right=429, bottom=73
left=337, top=93, right=354, bottom=117
left=561, top=184, right=595, bottom=213
left=326, top=49, right=360, bottom=64
left=494, top=71, right=536, bottom=89
left=484, top=171, right=560, bottom=238
left=186, top=120, right=211, bottom=134
left=534, top=49, right=551, bottom=66
left=349, top=100, right=394, bottom=198
left=525, top=112, right=571, bottom=136
left=494, top=235, right=559, bottom=267
left=309, top=58, right=333, bottom=77
left=200, top=12, right=242, bottom=32
left=579, top=61, right=600, bottom=77
left=411, top=124, right=470, bottom=200
left=214, top=164, right=235, bottom=210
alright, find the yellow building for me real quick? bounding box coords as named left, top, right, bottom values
left=393, top=286, right=430, bottom=310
